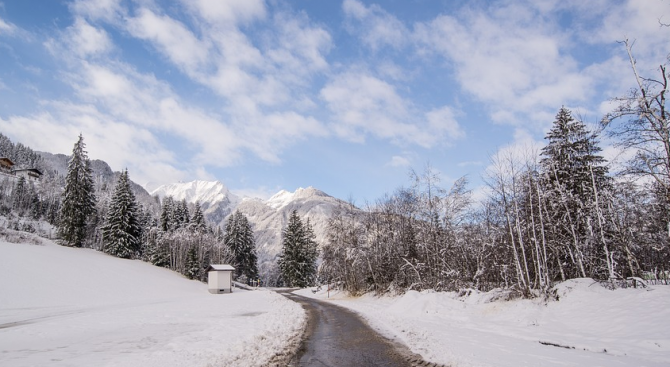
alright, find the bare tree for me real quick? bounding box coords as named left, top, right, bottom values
left=603, top=39, right=669, bottom=203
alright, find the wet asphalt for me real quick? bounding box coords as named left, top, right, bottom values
left=281, top=292, right=414, bottom=367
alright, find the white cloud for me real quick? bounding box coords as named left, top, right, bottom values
left=126, top=8, right=210, bottom=73
left=588, top=0, right=669, bottom=60
left=321, top=71, right=463, bottom=147
left=0, top=16, right=15, bottom=35
left=387, top=155, right=411, bottom=167
left=425, top=107, right=465, bottom=140
left=342, top=0, right=408, bottom=50
left=183, top=0, right=266, bottom=26
left=414, top=7, right=588, bottom=128
left=458, top=161, right=483, bottom=168
left=71, top=0, right=124, bottom=22
left=67, top=18, right=113, bottom=57
left=26, top=1, right=336, bottom=188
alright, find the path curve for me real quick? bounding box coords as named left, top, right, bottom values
left=281, top=292, right=445, bottom=367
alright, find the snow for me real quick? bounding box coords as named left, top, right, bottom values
left=150, top=180, right=241, bottom=207
left=266, top=187, right=328, bottom=210
left=296, top=280, right=670, bottom=367
left=266, top=189, right=296, bottom=209
left=0, top=236, right=305, bottom=367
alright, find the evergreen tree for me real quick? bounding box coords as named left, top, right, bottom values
left=145, top=229, right=170, bottom=268
left=278, top=210, right=318, bottom=288
left=160, top=196, right=175, bottom=232
left=223, top=210, right=259, bottom=282
left=12, top=176, right=27, bottom=213
left=191, top=201, right=206, bottom=232
left=540, top=107, right=611, bottom=278
left=184, top=246, right=200, bottom=280
left=175, top=199, right=190, bottom=228
left=57, top=134, right=97, bottom=247
left=540, top=107, right=609, bottom=200
left=101, top=169, right=141, bottom=259
left=237, top=213, right=259, bottom=281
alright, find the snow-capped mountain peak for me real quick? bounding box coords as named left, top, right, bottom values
left=267, top=189, right=295, bottom=209
left=267, top=187, right=328, bottom=210
left=150, top=180, right=240, bottom=206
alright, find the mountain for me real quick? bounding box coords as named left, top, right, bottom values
left=150, top=180, right=242, bottom=226
left=236, top=187, right=346, bottom=261
left=150, top=181, right=351, bottom=262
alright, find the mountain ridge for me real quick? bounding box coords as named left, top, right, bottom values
left=150, top=180, right=351, bottom=264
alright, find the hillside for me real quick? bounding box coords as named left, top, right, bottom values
left=0, top=230, right=304, bottom=367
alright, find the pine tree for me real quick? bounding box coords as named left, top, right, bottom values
left=191, top=201, right=206, bottom=232
left=540, top=107, right=609, bottom=200
left=101, top=169, right=141, bottom=259
left=175, top=199, right=190, bottom=228
left=223, top=210, right=259, bottom=283
left=540, top=107, right=611, bottom=278
left=12, top=176, right=27, bottom=214
left=160, top=196, right=175, bottom=232
left=57, top=134, right=97, bottom=247
left=278, top=210, right=318, bottom=288
left=237, top=213, right=259, bottom=281
left=184, top=246, right=200, bottom=280
left=145, top=229, right=170, bottom=268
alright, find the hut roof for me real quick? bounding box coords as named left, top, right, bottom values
left=208, top=264, right=235, bottom=271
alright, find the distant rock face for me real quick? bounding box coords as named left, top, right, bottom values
left=150, top=182, right=349, bottom=262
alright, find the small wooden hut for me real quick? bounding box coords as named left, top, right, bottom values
left=207, top=264, right=235, bottom=294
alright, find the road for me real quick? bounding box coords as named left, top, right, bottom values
left=282, top=292, right=444, bottom=367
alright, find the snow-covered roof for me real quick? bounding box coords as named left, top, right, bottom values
left=208, top=264, right=235, bottom=271
left=13, top=168, right=43, bottom=175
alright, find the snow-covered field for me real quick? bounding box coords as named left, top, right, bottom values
left=296, top=280, right=670, bottom=367
left=0, top=234, right=305, bottom=367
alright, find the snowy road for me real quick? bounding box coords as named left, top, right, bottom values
left=283, top=292, right=441, bottom=367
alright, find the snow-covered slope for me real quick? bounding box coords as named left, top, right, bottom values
left=0, top=233, right=305, bottom=367
left=150, top=182, right=352, bottom=263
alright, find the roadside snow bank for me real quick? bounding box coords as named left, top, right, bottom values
left=296, top=280, right=670, bottom=367
left=0, top=239, right=305, bottom=367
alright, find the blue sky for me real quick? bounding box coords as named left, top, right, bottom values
left=0, top=0, right=668, bottom=202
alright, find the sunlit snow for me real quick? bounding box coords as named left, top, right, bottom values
left=0, top=236, right=304, bottom=367
left=297, top=281, right=670, bottom=366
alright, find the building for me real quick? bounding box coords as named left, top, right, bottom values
left=13, top=168, right=43, bottom=182
left=0, top=157, right=14, bottom=174
left=207, top=264, right=235, bottom=294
